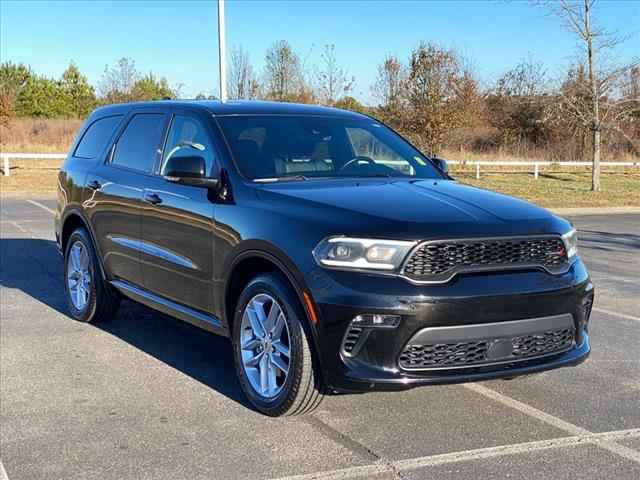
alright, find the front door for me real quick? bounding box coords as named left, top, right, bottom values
left=140, top=112, right=217, bottom=313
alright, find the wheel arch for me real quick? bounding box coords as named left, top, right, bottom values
left=60, top=209, right=107, bottom=280
left=223, top=246, right=324, bottom=376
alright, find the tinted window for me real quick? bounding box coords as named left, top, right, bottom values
left=112, top=114, right=166, bottom=173
left=74, top=115, right=123, bottom=159
left=161, top=115, right=216, bottom=176
left=216, top=115, right=442, bottom=180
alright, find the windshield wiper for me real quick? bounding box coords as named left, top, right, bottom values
left=337, top=173, right=393, bottom=178
left=255, top=173, right=399, bottom=183
left=254, top=175, right=310, bottom=183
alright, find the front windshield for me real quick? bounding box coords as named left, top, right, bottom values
left=216, top=115, right=443, bottom=181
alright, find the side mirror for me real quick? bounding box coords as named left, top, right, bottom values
left=432, top=157, right=449, bottom=175
left=163, top=155, right=219, bottom=189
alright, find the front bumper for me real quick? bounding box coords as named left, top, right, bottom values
left=306, top=258, right=593, bottom=392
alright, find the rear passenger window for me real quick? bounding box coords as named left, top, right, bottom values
left=112, top=114, right=167, bottom=173
left=74, top=115, right=123, bottom=159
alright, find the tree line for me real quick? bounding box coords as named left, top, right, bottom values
left=1, top=1, right=638, bottom=191
left=0, top=58, right=175, bottom=121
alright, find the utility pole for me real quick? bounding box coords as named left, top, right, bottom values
left=584, top=0, right=600, bottom=192
left=218, top=0, right=227, bottom=102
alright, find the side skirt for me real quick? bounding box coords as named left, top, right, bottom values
left=110, top=279, right=228, bottom=337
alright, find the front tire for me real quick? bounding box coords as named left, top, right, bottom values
left=64, top=228, right=120, bottom=323
left=232, top=273, right=324, bottom=416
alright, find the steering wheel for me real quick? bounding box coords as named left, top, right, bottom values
left=165, top=141, right=205, bottom=162
left=339, top=156, right=376, bottom=172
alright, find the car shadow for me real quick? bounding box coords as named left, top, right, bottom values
left=0, top=237, right=251, bottom=410
left=0, top=237, right=69, bottom=316
left=578, top=230, right=640, bottom=252
left=98, top=301, right=251, bottom=408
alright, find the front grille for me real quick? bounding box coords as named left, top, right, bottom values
left=402, top=236, right=568, bottom=282
left=399, top=327, right=574, bottom=370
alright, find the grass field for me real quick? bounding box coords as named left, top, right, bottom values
left=1, top=159, right=638, bottom=208
left=0, top=118, right=83, bottom=153
left=453, top=169, right=640, bottom=208
left=0, top=160, right=62, bottom=196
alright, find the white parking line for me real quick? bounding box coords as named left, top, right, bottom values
left=8, top=221, right=29, bottom=235
left=594, top=307, right=640, bottom=323
left=464, top=383, right=640, bottom=464
left=464, top=383, right=588, bottom=435
left=269, top=429, right=640, bottom=480
left=26, top=199, right=56, bottom=216
left=0, top=460, right=9, bottom=480
left=395, top=429, right=640, bottom=469
left=6, top=220, right=54, bottom=243
left=0, top=219, right=46, bottom=224
left=271, top=462, right=391, bottom=480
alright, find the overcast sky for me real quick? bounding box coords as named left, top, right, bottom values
left=1, top=0, right=638, bottom=103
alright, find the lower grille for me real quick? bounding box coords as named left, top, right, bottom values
left=341, top=325, right=365, bottom=356
left=399, top=327, right=574, bottom=370
left=512, top=329, right=574, bottom=358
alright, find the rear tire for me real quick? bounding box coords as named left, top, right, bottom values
left=64, top=228, right=120, bottom=323
left=232, top=273, right=324, bottom=416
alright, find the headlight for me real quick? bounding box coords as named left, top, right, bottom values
left=562, top=228, right=578, bottom=259
left=313, top=237, right=416, bottom=271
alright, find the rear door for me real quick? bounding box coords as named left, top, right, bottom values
left=140, top=109, right=218, bottom=313
left=85, top=109, right=169, bottom=287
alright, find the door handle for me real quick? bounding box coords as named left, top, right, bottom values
left=144, top=192, right=163, bottom=205
left=87, top=180, right=101, bottom=190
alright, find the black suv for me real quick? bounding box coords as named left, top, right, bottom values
left=55, top=100, right=593, bottom=416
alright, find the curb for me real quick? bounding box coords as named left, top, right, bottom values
left=550, top=207, right=640, bottom=216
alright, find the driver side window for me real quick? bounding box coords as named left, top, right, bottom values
left=162, top=115, right=215, bottom=176
left=346, top=127, right=415, bottom=176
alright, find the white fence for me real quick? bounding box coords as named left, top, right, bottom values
left=446, top=160, right=639, bottom=180
left=1, top=152, right=638, bottom=178
left=1, top=153, right=67, bottom=176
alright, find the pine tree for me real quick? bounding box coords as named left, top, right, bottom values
left=59, top=62, right=96, bottom=117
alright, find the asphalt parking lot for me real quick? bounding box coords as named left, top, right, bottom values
left=1, top=197, right=638, bottom=480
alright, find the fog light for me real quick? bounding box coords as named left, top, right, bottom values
left=352, top=314, right=400, bottom=328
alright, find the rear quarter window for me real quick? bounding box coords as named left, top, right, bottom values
left=73, top=115, right=123, bottom=159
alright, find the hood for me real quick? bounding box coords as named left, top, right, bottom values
left=255, top=179, right=569, bottom=239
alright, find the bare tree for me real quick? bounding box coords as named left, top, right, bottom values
left=372, top=54, right=405, bottom=110
left=495, top=55, right=548, bottom=98
left=98, top=58, right=139, bottom=103
left=263, top=40, right=303, bottom=101
left=618, top=67, right=640, bottom=150
left=228, top=45, right=259, bottom=100
left=488, top=56, right=551, bottom=150
left=315, top=44, right=354, bottom=105
left=537, top=0, right=639, bottom=191
left=402, top=43, right=478, bottom=154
